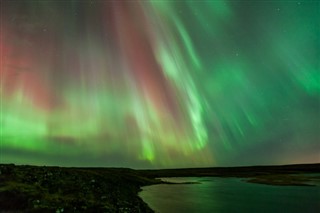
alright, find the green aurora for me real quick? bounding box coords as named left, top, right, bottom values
left=0, top=0, right=319, bottom=168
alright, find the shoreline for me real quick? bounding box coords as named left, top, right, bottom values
left=0, top=163, right=319, bottom=212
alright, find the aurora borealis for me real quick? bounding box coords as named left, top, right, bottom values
left=0, top=0, right=319, bottom=168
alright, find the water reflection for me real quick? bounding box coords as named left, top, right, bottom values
left=139, top=177, right=320, bottom=213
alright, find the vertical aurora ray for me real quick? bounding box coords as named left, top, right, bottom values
left=0, top=1, right=319, bottom=168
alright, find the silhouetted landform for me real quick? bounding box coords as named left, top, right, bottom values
left=160, top=181, right=201, bottom=185
left=140, top=163, right=320, bottom=186
left=0, top=163, right=319, bottom=212
left=0, top=164, right=158, bottom=212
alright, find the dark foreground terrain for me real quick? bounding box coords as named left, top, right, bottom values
left=0, top=165, right=158, bottom=212
left=0, top=163, right=319, bottom=212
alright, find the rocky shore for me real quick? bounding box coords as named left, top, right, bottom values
left=0, top=164, right=158, bottom=212
left=1, top=163, right=319, bottom=212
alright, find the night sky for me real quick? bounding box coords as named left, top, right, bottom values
left=1, top=0, right=319, bottom=168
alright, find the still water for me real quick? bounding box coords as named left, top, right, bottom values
left=139, top=177, right=320, bottom=213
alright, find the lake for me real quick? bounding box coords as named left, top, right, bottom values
left=139, top=177, right=320, bottom=213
